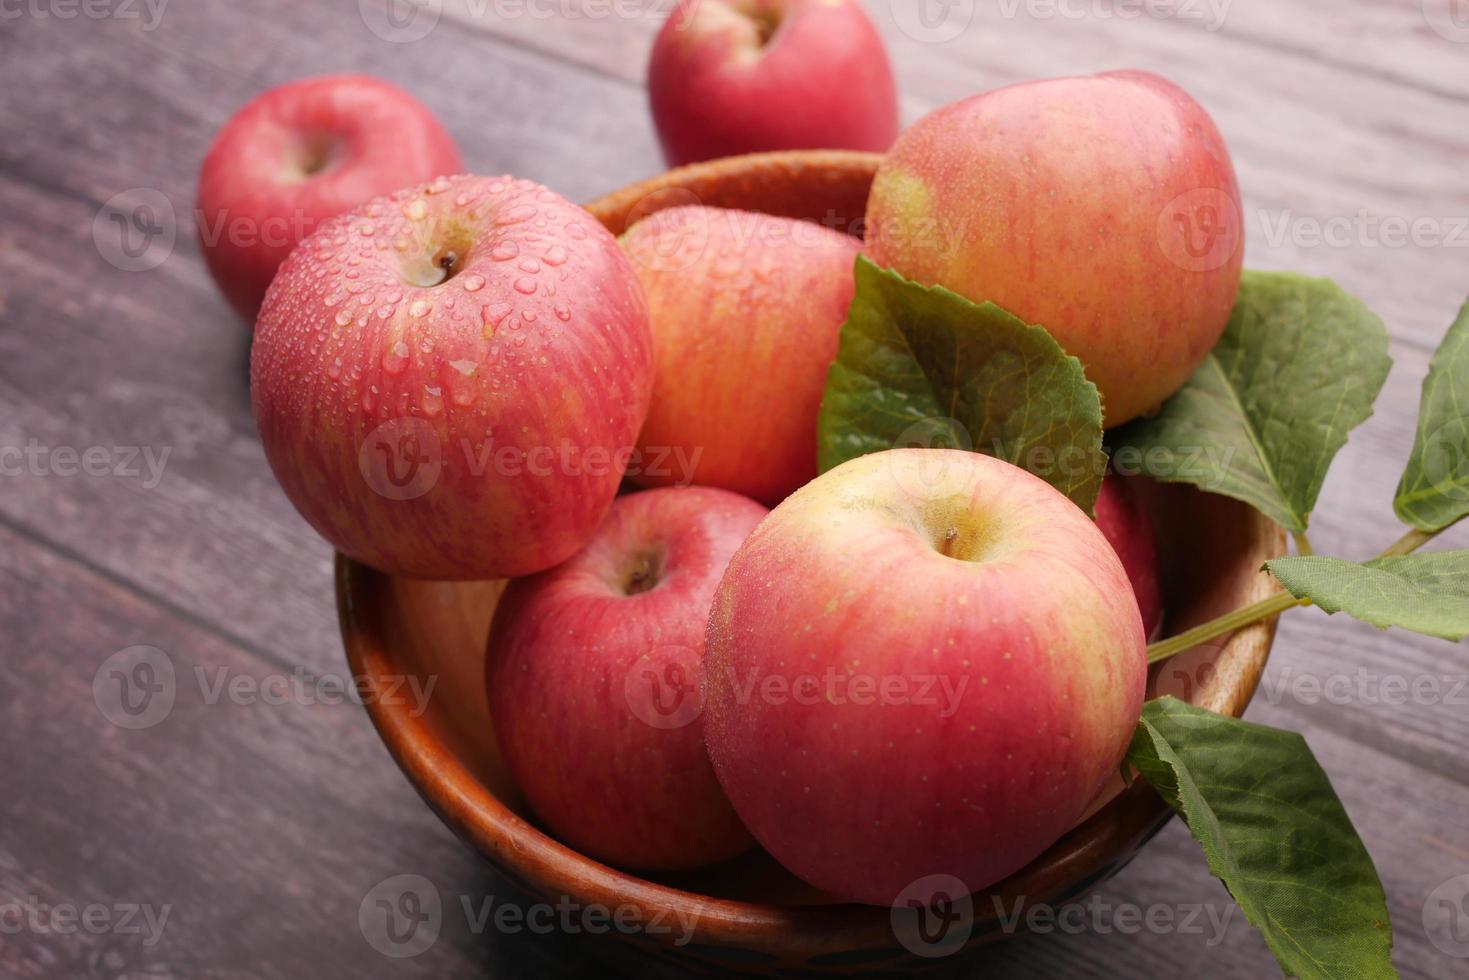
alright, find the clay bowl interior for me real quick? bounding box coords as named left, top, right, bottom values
left=337, top=151, right=1287, bottom=972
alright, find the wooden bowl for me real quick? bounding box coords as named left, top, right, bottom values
left=336, top=151, right=1287, bottom=974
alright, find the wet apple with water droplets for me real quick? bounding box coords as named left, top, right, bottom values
left=250, top=174, right=654, bottom=579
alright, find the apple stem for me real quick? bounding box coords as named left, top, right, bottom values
left=1145, top=519, right=1453, bottom=665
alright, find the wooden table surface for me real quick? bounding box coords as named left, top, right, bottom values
left=4, top=1, right=1469, bottom=976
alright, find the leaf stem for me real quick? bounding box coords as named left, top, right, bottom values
left=1293, top=530, right=1314, bottom=556
left=1147, top=591, right=1305, bottom=664
left=1147, top=517, right=1459, bottom=665
left=1377, top=526, right=1436, bottom=559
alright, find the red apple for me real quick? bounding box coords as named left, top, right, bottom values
left=1095, top=474, right=1164, bottom=638
left=648, top=0, right=899, bottom=166
left=865, top=71, right=1243, bottom=425
left=486, top=486, right=767, bottom=869
left=702, top=449, right=1147, bottom=905
left=251, top=174, right=653, bottom=580
left=197, top=74, right=462, bottom=321
left=619, top=205, right=859, bottom=504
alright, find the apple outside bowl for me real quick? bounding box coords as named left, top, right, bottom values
left=335, top=150, right=1287, bottom=974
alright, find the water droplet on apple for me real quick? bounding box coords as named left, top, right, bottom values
left=383, top=341, right=410, bottom=375
left=497, top=204, right=537, bottom=226
left=544, top=245, right=568, bottom=266
left=408, top=299, right=432, bottom=318
left=450, top=359, right=477, bottom=377
left=519, top=259, right=541, bottom=274
left=513, top=277, right=536, bottom=295
left=491, top=241, right=520, bottom=261
left=553, top=305, right=571, bottom=321
left=461, top=274, right=486, bottom=292
left=565, top=223, right=587, bottom=240
left=403, top=199, right=428, bottom=221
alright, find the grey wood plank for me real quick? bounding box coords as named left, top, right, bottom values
left=0, top=522, right=654, bottom=979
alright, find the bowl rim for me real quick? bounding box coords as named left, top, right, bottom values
left=336, top=149, right=1288, bottom=960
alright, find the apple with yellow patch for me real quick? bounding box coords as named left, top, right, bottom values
left=702, top=449, right=1148, bottom=905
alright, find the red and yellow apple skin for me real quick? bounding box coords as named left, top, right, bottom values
left=197, top=74, right=462, bottom=321
left=648, top=0, right=899, bottom=166
left=865, top=71, right=1243, bottom=425
left=486, top=486, right=767, bottom=870
left=619, top=206, right=860, bottom=505
left=702, top=449, right=1147, bottom=905
left=1095, top=474, right=1164, bottom=638
left=251, top=174, right=653, bottom=580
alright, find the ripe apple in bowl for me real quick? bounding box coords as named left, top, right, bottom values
left=619, top=205, right=860, bottom=504
left=648, top=0, right=899, bottom=166
left=197, top=74, right=463, bottom=321
left=252, top=174, right=653, bottom=580
left=865, top=71, right=1244, bottom=425
left=703, top=449, right=1148, bottom=906
left=486, top=486, right=766, bottom=870
left=336, top=151, right=1285, bottom=970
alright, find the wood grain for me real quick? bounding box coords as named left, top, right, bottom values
left=0, top=0, right=1466, bottom=977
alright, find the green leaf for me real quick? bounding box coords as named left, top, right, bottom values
left=1128, top=698, right=1396, bottom=980
left=1395, top=298, right=1469, bottom=531
left=1266, top=552, right=1469, bottom=641
left=817, top=257, right=1106, bottom=513
left=1111, top=271, right=1391, bottom=533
